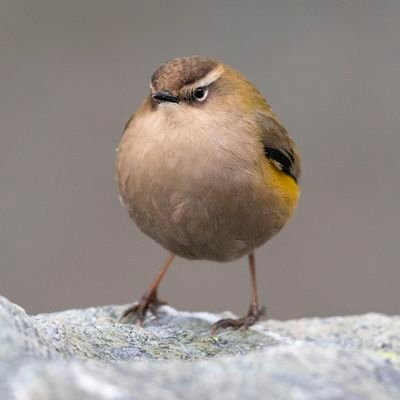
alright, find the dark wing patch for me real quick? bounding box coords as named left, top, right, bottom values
left=264, top=146, right=298, bottom=183
left=256, top=111, right=301, bottom=183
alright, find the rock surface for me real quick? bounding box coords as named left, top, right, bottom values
left=0, top=295, right=399, bottom=399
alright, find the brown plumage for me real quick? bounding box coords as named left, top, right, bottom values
left=116, top=56, right=301, bottom=330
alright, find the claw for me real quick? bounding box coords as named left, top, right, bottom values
left=118, top=292, right=168, bottom=325
left=118, top=303, right=140, bottom=323
left=210, top=305, right=266, bottom=334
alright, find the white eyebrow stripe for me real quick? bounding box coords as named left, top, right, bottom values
left=194, top=65, right=225, bottom=88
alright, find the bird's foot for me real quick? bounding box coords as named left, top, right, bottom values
left=118, top=291, right=168, bottom=325
left=211, top=304, right=266, bottom=333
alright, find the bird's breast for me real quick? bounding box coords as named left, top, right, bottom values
left=116, top=109, right=295, bottom=261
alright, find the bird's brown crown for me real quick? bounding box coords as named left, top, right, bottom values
left=151, top=56, right=219, bottom=93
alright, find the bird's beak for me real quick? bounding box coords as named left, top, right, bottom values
left=152, top=91, right=179, bottom=103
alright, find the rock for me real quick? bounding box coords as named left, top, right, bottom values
left=0, top=295, right=399, bottom=399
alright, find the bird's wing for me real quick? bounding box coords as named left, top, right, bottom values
left=123, top=112, right=136, bottom=133
left=256, top=111, right=301, bottom=183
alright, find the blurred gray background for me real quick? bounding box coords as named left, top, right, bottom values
left=1, top=1, right=399, bottom=319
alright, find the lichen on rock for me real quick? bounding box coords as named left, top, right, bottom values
left=1, top=295, right=400, bottom=399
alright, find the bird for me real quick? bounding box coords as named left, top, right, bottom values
left=116, top=56, right=301, bottom=331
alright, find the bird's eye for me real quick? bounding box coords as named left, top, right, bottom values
left=192, top=86, right=208, bottom=102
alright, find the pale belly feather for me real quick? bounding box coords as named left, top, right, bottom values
left=117, top=106, right=291, bottom=261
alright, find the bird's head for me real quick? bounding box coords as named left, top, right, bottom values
left=150, top=56, right=225, bottom=107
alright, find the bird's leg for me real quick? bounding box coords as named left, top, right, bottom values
left=211, top=253, right=266, bottom=333
left=119, top=253, right=175, bottom=325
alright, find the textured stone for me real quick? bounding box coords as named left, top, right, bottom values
left=0, top=295, right=399, bottom=399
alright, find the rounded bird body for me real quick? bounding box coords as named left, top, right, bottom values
left=116, top=56, right=301, bottom=329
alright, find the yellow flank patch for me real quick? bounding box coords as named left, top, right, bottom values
left=261, top=158, right=300, bottom=214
